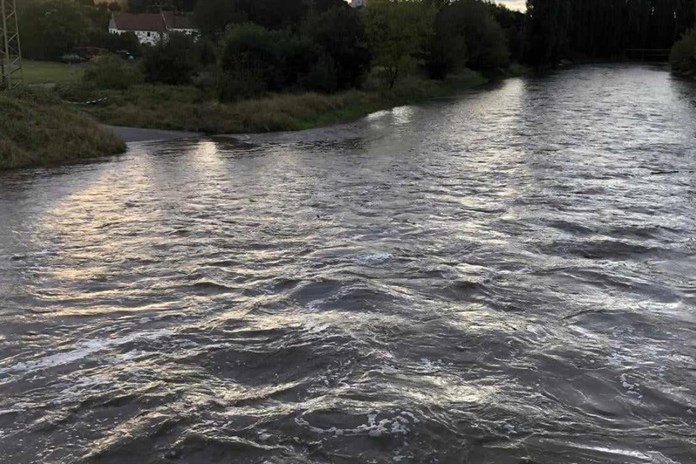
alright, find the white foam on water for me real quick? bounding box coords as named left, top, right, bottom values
left=352, top=252, right=392, bottom=265
left=0, top=328, right=173, bottom=376
left=295, top=410, right=419, bottom=438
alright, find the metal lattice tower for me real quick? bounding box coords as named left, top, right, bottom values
left=0, top=0, right=22, bottom=90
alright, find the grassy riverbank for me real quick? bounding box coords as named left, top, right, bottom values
left=0, top=89, right=126, bottom=170
left=76, top=70, right=488, bottom=134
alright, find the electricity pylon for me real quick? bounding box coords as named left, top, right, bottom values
left=0, top=0, right=22, bottom=90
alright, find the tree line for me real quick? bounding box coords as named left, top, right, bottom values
left=15, top=0, right=696, bottom=99
left=524, top=0, right=696, bottom=65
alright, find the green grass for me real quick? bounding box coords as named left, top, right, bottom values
left=22, top=60, right=87, bottom=85
left=77, top=69, right=488, bottom=134
left=0, top=88, right=126, bottom=170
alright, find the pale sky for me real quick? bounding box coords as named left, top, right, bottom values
left=498, top=0, right=526, bottom=12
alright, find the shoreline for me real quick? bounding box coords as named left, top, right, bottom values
left=82, top=70, right=493, bottom=137
left=104, top=125, right=202, bottom=143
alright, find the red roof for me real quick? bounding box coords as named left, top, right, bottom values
left=111, top=12, right=166, bottom=32
left=110, top=12, right=196, bottom=32
left=164, top=12, right=196, bottom=30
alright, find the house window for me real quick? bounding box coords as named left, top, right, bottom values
left=147, top=32, right=151, bottom=37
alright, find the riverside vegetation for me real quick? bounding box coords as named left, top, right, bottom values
left=3, top=0, right=695, bottom=169
left=11, top=0, right=520, bottom=138
left=0, top=89, right=125, bottom=170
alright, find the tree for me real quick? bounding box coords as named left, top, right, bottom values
left=18, top=0, right=92, bottom=60
left=671, top=28, right=696, bottom=74
left=83, top=55, right=144, bottom=90
left=194, top=0, right=247, bottom=38
left=364, top=0, right=436, bottom=88
left=522, top=0, right=696, bottom=66
left=303, top=6, right=372, bottom=89
left=142, top=33, right=200, bottom=85
left=451, top=0, right=508, bottom=70
left=219, top=23, right=329, bottom=99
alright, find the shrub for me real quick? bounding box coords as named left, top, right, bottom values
left=363, top=0, right=435, bottom=88
left=0, top=88, right=125, bottom=170
left=142, top=33, right=200, bottom=85
left=83, top=55, right=144, bottom=90
left=303, top=6, right=372, bottom=89
left=89, top=31, right=142, bottom=57
left=442, top=0, right=509, bottom=71
left=671, top=29, right=696, bottom=75
left=219, top=24, right=329, bottom=99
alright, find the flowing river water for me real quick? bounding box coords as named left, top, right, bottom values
left=1, top=64, right=696, bottom=463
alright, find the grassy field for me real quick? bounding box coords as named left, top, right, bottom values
left=78, top=70, right=488, bottom=134
left=0, top=88, right=125, bottom=170
left=22, top=60, right=87, bottom=85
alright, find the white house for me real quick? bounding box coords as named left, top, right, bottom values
left=109, top=12, right=198, bottom=46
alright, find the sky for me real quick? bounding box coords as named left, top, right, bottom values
left=497, top=0, right=526, bottom=11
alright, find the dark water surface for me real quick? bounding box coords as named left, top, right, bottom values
left=1, top=64, right=696, bottom=463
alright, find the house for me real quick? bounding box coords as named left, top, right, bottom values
left=109, top=12, right=198, bottom=46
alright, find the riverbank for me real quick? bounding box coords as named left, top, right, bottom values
left=0, top=89, right=126, bottom=171
left=78, top=70, right=488, bottom=135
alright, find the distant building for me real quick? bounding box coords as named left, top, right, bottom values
left=350, top=0, right=365, bottom=7
left=108, top=12, right=198, bottom=46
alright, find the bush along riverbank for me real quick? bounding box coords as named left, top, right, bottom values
left=0, top=89, right=126, bottom=171
left=65, top=70, right=488, bottom=134
left=671, top=29, right=696, bottom=77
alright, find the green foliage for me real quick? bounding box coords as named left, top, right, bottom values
left=194, top=0, right=248, bottom=38
left=671, top=29, right=696, bottom=74
left=488, top=2, right=525, bottom=63
left=523, top=0, right=696, bottom=66
left=364, top=0, right=436, bottom=88
left=83, top=71, right=486, bottom=134
left=425, top=4, right=469, bottom=79
left=219, top=23, right=331, bottom=99
left=0, top=88, right=125, bottom=170
left=83, top=55, right=144, bottom=90
left=19, top=0, right=93, bottom=60
left=448, top=0, right=508, bottom=70
left=194, top=0, right=309, bottom=37
left=89, top=31, right=142, bottom=57
left=303, top=6, right=372, bottom=89
left=142, top=33, right=200, bottom=85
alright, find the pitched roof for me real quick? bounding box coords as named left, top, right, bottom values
left=111, top=12, right=166, bottom=32
left=110, top=12, right=197, bottom=33
left=164, top=12, right=196, bottom=30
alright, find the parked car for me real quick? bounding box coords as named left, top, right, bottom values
left=60, top=53, right=83, bottom=64
left=114, top=50, right=135, bottom=61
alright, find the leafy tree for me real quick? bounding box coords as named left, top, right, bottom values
left=303, top=6, right=372, bottom=89
left=219, top=23, right=328, bottom=99
left=19, top=0, right=92, bottom=60
left=671, top=29, right=696, bottom=74
left=523, top=0, right=696, bottom=66
left=83, top=55, right=144, bottom=90
left=194, top=0, right=247, bottom=38
left=451, top=0, right=508, bottom=70
left=425, top=7, right=468, bottom=79
left=142, top=33, right=200, bottom=85
left=89, top=30, right=142, bottom=56
left=488, top=2, right=525, bottom=62
left=364, top=0, right=436, bottom=88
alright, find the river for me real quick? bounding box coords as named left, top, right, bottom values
left=1, top=64, right=695, bottom=463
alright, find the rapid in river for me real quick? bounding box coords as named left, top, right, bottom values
left=1, top=64, right=695, bottom=463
